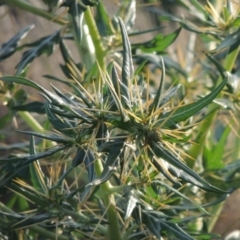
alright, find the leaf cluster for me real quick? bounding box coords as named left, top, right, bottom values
left=0, top=1, right=239, bottom=239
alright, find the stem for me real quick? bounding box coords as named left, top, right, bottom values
left=0, top=202, right=69, bottom=240
left=186, top=45, right=240, bottom=167
left=84, top=7, right=106, bottom=71
left=18, top=111, right=55, bottom=148
left=94, top=158, right=122, bottom=240
left=18, top=111, right=43, bottom=132
left=5, top=0, right=68, bottom=25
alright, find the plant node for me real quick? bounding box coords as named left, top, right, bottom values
left=146, top=129, right=162, bottom=144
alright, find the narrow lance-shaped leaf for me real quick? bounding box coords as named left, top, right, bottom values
left=15, top=31, right=61, bottom=75
left=118, top=17, right=134, bottom=88
left=203, top=123, right=231, bottom=170
left=96, top=122, right=108, bottom=148
left=8, top=182, right=47, bottom=206
left=150, top=56, right=165, bottom=113
left=102, top=69, right=129, bottom=122
left=0, top=25, right=34, bottom=61
left=72, top=147, right=95, bottom=182
left=158, top=71, right=229, bottom=127
left=11, top=101, right=46, bottom=114
left=132, top=28, right=182, bottom=53
left=4, top=212, right=54, bottom=230
left=0, top=145, right=66, bottom=187
left=45, top=103, right=77, bottom=136
left=0, top=76, right=43, bottom=91
left=17, top=130, right=74, bottom=144
left=159, top=218, right=194, bottom=240
left=0, top=145, right=66, bottom=165
left=111, top=63, right=130, bottom=107
left=43, top=74, right=72, bottom=86
left=151, top=142, right=226, bottom=194
left=87, top=139, right=126, bottom=186
left=121, top=0, right=136, bottom=29
left=95, top=2, right=115, bottom=36
left=159, top=84, right=181, bottom=107
left=29, top=136, right=48, bottom=193
left=141, top=211, right=162, bottom=239
left=152, top=180, right=209, bottom=214
left=71, top=84, right=94, bottom=108
left=125, top=190, right=139, bottom=220
left=59, top=39, right=81, bottom=79
left=213, top=28, right=240, bottom=53
left=0, top=76, right=88, bottom=123
left=189, top=0, right=209, bottom=16
left=0, top=76, right=68, bottom=110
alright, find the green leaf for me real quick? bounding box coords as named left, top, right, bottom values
left=132, top=28, right=181, bottom=53
left=43, top=74, right=73, bottom=86
left=203, top=123, right=231, bottom=170
left=17, top=130, right=74, bottom=144
left=88, top=138, right=126, bottom=186
left=158, top=71, right=229, bottom=127
left=159, top=12, right=219, bottom=37
left=220, top=159, right=240, bottom=181
left=8, top=182, right=48, bottom=206
left=0, top=76, right=91, bottom=124
left=232, top=16, right=240, bottom=27
left=15, top=31, right=61, bottom=75
left=116, top=0, right=136, bottom=29
left=151, top=142, right=226, bottom=194
left=103, top=71, right=130, bottom=122
left=29, top=136, right=48, bottom=193
left=128, top=27, right=164, bottom=37
left=59, top=40, right=82, bottom=79
left=96, top=2, right=115, bottom=36
left=188, top=0, right=208, bottom=16
left=0, top=145, right=65, bottom=165
left=71, top=84, right=94, bottom=108
left=3, top=211, right=53, bottom=229
left=118, top=17, right=134, bottom=88
left=0, top=142, right=31, bottom=151
left=72, top=147, right=95, bottom=182
left=11, top=101, right=46, bottom=114
left=159, top=218, right=194, bottom=240
left=0, top=25, right=34, bottom=61
left=0, top=76, right=43, bottom=91
left=142, top=211, right=162, bottom=239
left=125, top=190, right=139, bottom=219
left=45, top=103, right=77, bottom=136
left=96, top=122, right=108, bottom=148
left=0, top=145, right=66, bottom=187
left=150, top=56, right=165, bottom=113
left=135, top=54, right=187, bottom=77
left=213, top=28, right=240, bottom=54
left=152, top=180, right=209, bottom=214
left=111, top=63, right=130, bottom=108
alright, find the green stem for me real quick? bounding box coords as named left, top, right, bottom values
left=186, top=45, right=240, bottom=167
left=94, top=158, right=122, bottom=240
left=5, top=0, right=68, bottom=25
left=18, top=111, right=55, bottom=148
left=207, top=201, right=225, bottom=232
left=18, top=111, right=44, bottom=132
left=84, top=7, right=106, bottom=71
left=0, top=202, right=69, bottom=240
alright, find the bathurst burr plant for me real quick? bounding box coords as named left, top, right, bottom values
left=0, top=16, right=229, bottom=240
left=3, top=0, right=240, bottom=238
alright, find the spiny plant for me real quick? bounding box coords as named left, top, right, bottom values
left=0, top=16, right=230, bottom=240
